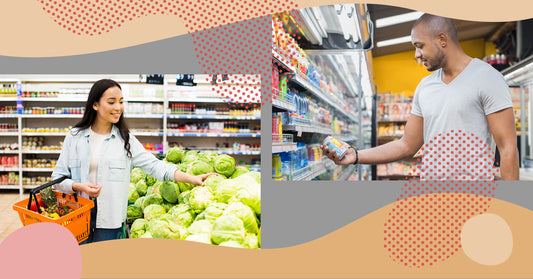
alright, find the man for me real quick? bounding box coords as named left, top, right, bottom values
left=322, top=14, right=519, bottom=180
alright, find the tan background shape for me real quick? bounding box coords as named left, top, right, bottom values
left=1, top=0, right=532, bottom=57
left=81, top=196, right=533, bottom=278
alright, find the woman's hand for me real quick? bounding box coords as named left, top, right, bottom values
left=72, top=182, right=102, bottom=198
left=189, top=173, right=219, bottom=186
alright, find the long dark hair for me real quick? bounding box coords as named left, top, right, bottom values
left=74, top=79, right=132, bottom=158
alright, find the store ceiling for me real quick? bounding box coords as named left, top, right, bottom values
left=368, top=4, right=508, bottom=57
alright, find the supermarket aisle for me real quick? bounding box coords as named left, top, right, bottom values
left=0, top=192, right=24, bottom=243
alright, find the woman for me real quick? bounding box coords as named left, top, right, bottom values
left=52, top=79, right=211, bottom=243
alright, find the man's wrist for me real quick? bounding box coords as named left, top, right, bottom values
left=350, top=146, right=359, bottom=165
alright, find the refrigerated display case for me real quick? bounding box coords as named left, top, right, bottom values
left=271, top=4, right=375, bottom=181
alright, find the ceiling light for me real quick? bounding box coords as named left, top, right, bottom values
left=376, top=35, right=412, bottom=47
left=376, top=11, right=424, bottom=28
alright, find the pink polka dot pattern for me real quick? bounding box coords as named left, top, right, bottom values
left=385, top=131, right=498, bottom=268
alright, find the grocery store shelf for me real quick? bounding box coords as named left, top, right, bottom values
left=0, top=114, right=19, bottom=118
left=21, top=114, right=82, bottom=118
left=131, top=132, right=164, bottom=137
left=293, top=164, right=327, bottom=181
left=0, top=132, right=18, bottom=136
left=0, top=150, right=19, bottom=154
left=338, top=136, right=358, bottom=143
left=168, top=98, right=230, bottom=103
left=272, top=98, right=296, bottom=112
left=126, top=97, right=164, bottom=102
left=0, top=97, right=18, bottom=101
left=168, top=115, right=260, bottom=120
left=249, top=167, right=261, bottom=172
left=336, top=165, right=357, bottom=181
left=0, top=185, right=21, bottom=190
left=124, top=114, right=164, bottom=119
left=0, top=167, right=19, bottom=171
left=23, top=185, right=42, bottom=189
left=273, top=48, right=359, bottom=123
left=272, top=143, right=297, bottom=153
left=22, top=150, right=61, bottom=154
left=272, top=48, right=296, bottom=73
left=23, top=168, right=54, bottom=172
left=167, top=132, right=260, bottom=138
left=378, top=119, right=408, bottom=123
left=22, top=132, right=67, bottom=136
left=22, top=97, right=87, bottom=102
left=283, top=124, right=333, bottom=136
left=291, top=75, right=358, bottom=123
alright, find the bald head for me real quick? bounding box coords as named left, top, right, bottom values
left=412, top=14, right=459, bottom=45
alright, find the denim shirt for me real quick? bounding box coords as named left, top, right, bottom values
left=52, top=125, right=177, bottom=229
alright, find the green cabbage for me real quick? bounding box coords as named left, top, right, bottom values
left=130, top=167, right=146, bottom=184
left=130, top=218, right=148, bottom=238
left=211, top=214, right=245, bottom=245
left=161, top=201, right=174, bottom=212
left=214, top=179, right=241, bottom=204
left=214, top=154, right=236, bottom=177
left=188, top=220, right=213, bottom=235
left=140, top=232, right=152, bottom=238
left=188, top=160, right=214, bottom=176
left=141, top=193, right=164, bottom=210
left=177, top=181, right=194, bottom=193
left=188, top=186, right=215, bottom=213
left=230, top=166, right=250, bottom=179
left=178, top=191, right=191, bottom=205
left=160, top=181, right=180, bottom=204
left=176, top=163, right=190, bottom=173
left=128, top=185, right=140, bottom=202
left=168, top=204, right=196, bottom=227
left=198, top=151, right=217, bottom=167
left=182, top=150, right=198, bottom=164
left=244, top=233, right=259, bottom=249
left=224, top=202, right=259, bottom=234
left=219, top=240, right=245, bottom=248
left=135, top=179, right=148, bottom=196
left=185, top=234, right=212, bottom=244
left=204, top=175, right=225, bottom=192
left=247, top=171, right=261, bottom=183
left=166, top=146, right=184, bottom=164
left=143, top=204, right=167, bottom=220
left=145, top=175, right=158, bottom=187
left=203, top=202, right=227, bottom=223
left=233, top=174, right=261, bottom=215
left=127, top=205, right=143, bottom=221
left=134, top=196, right=146, bottom=208
left=148, top=219, right=181, bottom=239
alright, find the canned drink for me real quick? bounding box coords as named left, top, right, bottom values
left=322, top=136, right=348, bottom=160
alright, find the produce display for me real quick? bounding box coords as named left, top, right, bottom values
left=127, top=147, right=261, bottom=249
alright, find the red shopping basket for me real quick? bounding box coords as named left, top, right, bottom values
left=12, top=177, right=94, bottom=243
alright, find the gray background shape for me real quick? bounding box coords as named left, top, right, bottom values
left=1, top=18, right=532, bottom=249
left=0, top=34, right=201, bottom=74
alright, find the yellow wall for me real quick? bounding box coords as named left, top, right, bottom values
left=373, top=38, right=488, bottom=97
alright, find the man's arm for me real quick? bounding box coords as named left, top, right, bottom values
left=323, top=114, right=424, bottom=165
left=487, top=107, right=519, bottom=180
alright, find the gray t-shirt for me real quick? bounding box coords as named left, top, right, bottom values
left=411, top=58, right=512, bottom=180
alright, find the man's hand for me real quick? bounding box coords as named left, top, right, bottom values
left=321, top=140, right=356, bottom=165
